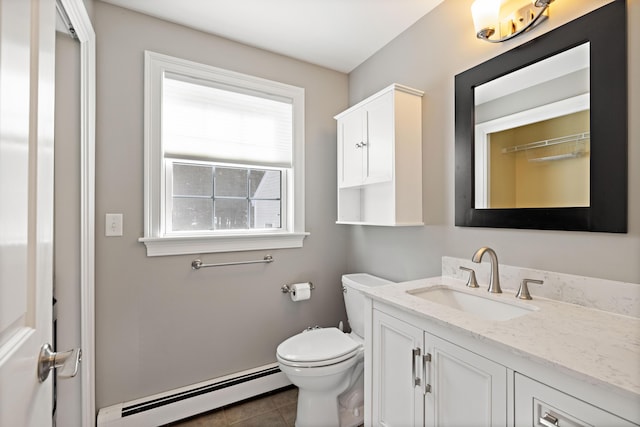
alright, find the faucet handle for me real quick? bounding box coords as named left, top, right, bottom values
left=459, top=266, right=479, bottom=288
left=516, top=278, right=544, bottom=300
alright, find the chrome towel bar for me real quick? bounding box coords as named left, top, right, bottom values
left=191, top=255, right=273, bottom=270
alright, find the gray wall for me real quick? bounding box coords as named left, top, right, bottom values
left=346, top=0, right=640, bottom=285
left=93, top=2, right=349, bottom=408
left=89, top=0, right=639, bottom=411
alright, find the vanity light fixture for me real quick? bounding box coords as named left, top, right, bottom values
left=471, top=0, right=554, bottom=43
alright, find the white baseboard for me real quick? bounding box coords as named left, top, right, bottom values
left=96, top=363, right=290, bottom=427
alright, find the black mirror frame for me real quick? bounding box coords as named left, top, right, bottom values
left=455, top=0, right=627, bottom=232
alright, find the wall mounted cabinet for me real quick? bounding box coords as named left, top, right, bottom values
left=334, top=84, right=424, bottom=226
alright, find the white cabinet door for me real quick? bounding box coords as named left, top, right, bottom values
left=372, top=310, right=425, bottom=427
left=424, top=333, right=507, bottom=427
left=364, top=91, right=393, bottom=185
left=338, top=109, right=364, bottom=188
left=515, top=374, right=637, bottom=427
left=371, top=308, right=508, bottom=427
left=337, top=91, right=394, bottom=189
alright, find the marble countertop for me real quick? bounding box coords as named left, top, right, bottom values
left=362, top=276, right=640, bottom=399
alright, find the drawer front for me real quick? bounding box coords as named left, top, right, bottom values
left=514, top=374, right=637, bottom=427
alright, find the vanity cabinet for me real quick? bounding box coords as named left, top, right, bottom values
left=371, top=309, right=507, bottom=426
left=335, top=84, right=423, bottom=226
left=514, top=374, right=636, bottom=427
left=368, top=301, right=640, bottom=427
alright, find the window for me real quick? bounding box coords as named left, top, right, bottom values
left=140, top=52, right=307, bottom=256
left=167, top=162, right=283, bottom=231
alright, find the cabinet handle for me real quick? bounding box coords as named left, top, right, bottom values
left=423, top=352, right=432, bottom=394
left=412, top=348, right=421, bottom=388
left=539, top=413, right=559, bottom=427
left=355, top=142, right=367, bottom=148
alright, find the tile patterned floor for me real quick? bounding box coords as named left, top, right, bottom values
left=166, top=387, right=298, bottom=427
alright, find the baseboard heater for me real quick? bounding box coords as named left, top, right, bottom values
left=97, top=363, right=290, bottom=427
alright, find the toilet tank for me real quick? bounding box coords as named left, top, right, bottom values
left=342, top=273, right=394, bottom=338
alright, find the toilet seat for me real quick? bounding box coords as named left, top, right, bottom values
left=277, top=327, right=362, bottom=368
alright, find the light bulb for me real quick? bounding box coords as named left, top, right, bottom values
left=471, top=0, right=501, bottom=37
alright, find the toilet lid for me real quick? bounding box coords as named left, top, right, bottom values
left=277, top=327, right=361, bottom=366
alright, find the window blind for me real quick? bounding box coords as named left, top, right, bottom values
left=162, top=75, right=293, bottom=167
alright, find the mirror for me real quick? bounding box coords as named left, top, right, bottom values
left=455, top=1, right=627, bottom=232
left=474, top=43, right=590, bottom=209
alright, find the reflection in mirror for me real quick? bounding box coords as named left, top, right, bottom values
left=473, top=43, right=590, bottom=209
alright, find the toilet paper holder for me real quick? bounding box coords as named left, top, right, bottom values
left=281, top=282, right=315, bottom=294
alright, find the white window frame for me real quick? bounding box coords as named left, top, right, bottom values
left=139, top=51, right=308, bottom=256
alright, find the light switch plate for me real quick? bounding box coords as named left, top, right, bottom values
left=105, top=213, right=123, bottom=237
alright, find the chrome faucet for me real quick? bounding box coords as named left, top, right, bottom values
left=471, top=247, right=502, bottom=293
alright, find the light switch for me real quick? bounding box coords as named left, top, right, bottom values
left=105, top=213, right=123, bottom=237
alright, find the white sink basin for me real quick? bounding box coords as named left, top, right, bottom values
left=408, top=286, right=537, bottom=321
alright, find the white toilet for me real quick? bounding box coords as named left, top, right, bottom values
left=276, top=273, right=393, bottom=427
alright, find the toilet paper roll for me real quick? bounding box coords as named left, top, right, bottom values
left=290, top=282, right=311, bottom=302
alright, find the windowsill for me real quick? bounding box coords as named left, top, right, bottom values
left=139, top=232, right=309, bottom=257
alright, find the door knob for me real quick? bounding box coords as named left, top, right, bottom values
left=38, top=343, right=82, bottom=382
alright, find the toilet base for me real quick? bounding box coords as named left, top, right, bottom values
left=294, top=396, right=363, bottom=427
left=292, top=375, right=365, bottom=427
left=294, top=389, right=342, bottom=427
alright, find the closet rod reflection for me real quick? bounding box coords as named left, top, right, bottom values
left=191, top=255, right=274, bottom=270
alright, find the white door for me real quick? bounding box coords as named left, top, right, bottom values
left=338, top=109, right=365, bottom=188
left=372, top=310, right=425, bottom=427
left=0, top=0, right=57, bottom=425
left=424, top=332, right=507, bottom=427
left=363, top=91, right=393, bottom=185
